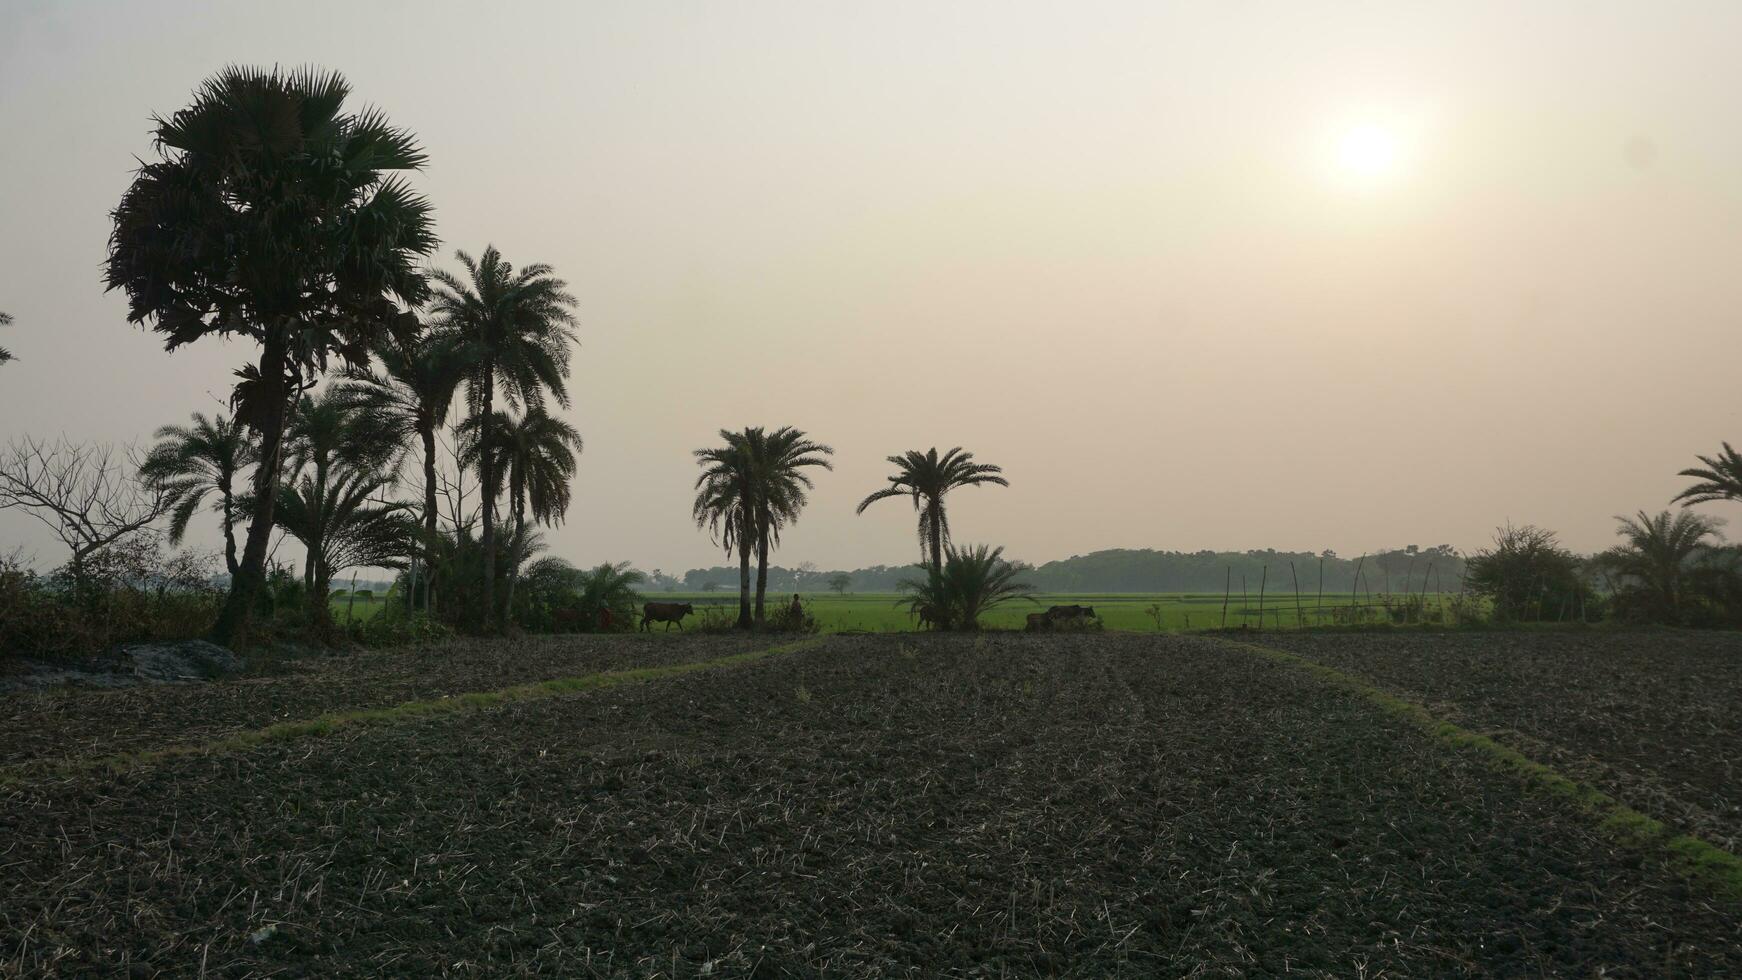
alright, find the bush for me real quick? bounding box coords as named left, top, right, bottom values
left=0, top=542, right=222, bottom=659
left=1465, top=524, right=1593, bottom=622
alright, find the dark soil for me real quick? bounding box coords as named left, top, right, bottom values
left=1253, top=629, right=1742, bottom=851
left=1, top=633, right=1737, bottom=977
left=0, top=633, right=766, bottom=772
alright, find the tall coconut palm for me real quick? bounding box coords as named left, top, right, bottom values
left=428, top=247, right=578, bottom=630
left=857, top=447, right=1008, bottom=575
left=139, top=413, right=255, bottom=576
left=694, top=431, right=756, bottom=628
left=1605, top=509, right=1725, bottom=616
left=105, top=67, right=436, bottom=646
left=460, top=407, right=583, bottom=624
left=1676, top=442, right=1742, bottom=508
left=335, top=330, right=466, bottom=609
left=0, top=310, right=14, bottom=366
left=743, top=426, right=833, bottom=623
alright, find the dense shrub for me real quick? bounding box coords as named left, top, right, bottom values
left=1465, top=524, right=1594, bottom=622
left=0, top=542, right=222, bottom=659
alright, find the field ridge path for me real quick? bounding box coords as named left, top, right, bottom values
left=1212, top=634, right=1742, bottom=901
left=0, top=634, right=832, bottom=790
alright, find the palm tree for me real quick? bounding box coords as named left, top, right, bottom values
left=694, top=431, right=756, bottom=628
left=273, top=466, right=417, bottom=627
left=1604, top=509, right=1725, bottom=616
left=461, top=407, right=583, bottom=623
left=0, top=310, right=14, bottom=366
left=898, top=543, right=1035, bottom=631
left=1676, top=442, right=1742, bottom=508
left=281, top=388, right=401, bottom=602
left=106, top=67, right=436, bottom=646
left=429, top=247, right=579, bottom=631
left=857, top=447, right=1008, bottom=575
left=335, top=330, right=466, bottom=610
left=743, top=427, right=833, bottom=623
left=138, top=413, right=255, bottom=576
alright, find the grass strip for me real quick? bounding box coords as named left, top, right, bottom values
left=0, top=635, right=831, bottom=789
left=1215, top=635, right=1742, bottom=902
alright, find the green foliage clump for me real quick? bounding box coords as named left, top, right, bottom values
left=1597, top=510, right=1742, bottom=626
left=0, top=543, right=222, bottom=659
left=899, top=544, right=1035, bottom=631
left=1464, top=524, right=1592, bottom=622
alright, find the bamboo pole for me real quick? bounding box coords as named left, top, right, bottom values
left=1256, top=566, right=1267, bottom=630
left=1290, top=561, right=1305, bottom=627
left=1221, top=567, right=1230, bottom=628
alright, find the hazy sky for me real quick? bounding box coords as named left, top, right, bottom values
left=4, top=1, right=1741, bottom=574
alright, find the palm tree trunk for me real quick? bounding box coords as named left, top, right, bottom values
left=928, top=498, right=944, bottom=576
left=754, top=512, right=770, bottom=624
left=421, top=422, right=438, bottom=614
left=479, top=366, right=497, bottom=631
left=212, top=333, right=290, bottom=648
left=737, top=535, right=753, bottom=629
left=220, top=485, right=239, bottom=577
left=504, top=496, right=525, bottom=630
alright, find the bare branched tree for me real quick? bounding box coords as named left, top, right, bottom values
left=0, top=436, right=171, bottom=582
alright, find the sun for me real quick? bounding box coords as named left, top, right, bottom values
left=1337, top=123, right=1398, bottom=177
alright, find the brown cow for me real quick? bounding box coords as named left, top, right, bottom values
left=640, top=602, right=695, bottom=631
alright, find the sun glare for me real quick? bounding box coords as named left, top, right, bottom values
left=1337, top=123, right=1398, bottom=178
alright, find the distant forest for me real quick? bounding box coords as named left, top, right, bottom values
left=662, top=546, right=1467, bottom=595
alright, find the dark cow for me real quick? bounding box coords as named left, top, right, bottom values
left=1024, top=612, right=1053, bottom=631
left=916, top=604, right=944, bottom=630
left=640, top=601, right=695, bottom=631
left=1046, top=604, right=1097, bottom=626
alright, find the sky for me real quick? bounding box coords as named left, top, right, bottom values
left=3, top=0, right=1741, bottom=574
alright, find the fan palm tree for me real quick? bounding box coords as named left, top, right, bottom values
left=429, top=247, right=579, bottom=630
left=898, top=543, right=1035, bottom=631
left=0, top=310, right=14, bottom=366
left=694, top=431, right=756, bottom=628
left=335, top=329, right=466, bottom=609
left=857, top=447, right=1008, bottom=575
left=1675, top=442, right=1742, bottom=508
left=743, top=426, right=833, bottom=623
left=1605, top=509, right=1725, bottom=616
left=105, top=67, right=436, bottom=646
left=139, top=413, right=255, bottom=576
left=460, top=407, right=583, bottom=623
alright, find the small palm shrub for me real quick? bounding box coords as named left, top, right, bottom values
left=899, top=544, right=1035, bottom=631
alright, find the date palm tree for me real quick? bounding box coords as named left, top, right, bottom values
left=461, top=406, right=583, bottom=624
left=1604, top=509, right=1724, bottom=617
left=744, top=426, right=833, bottom=623
left=898, top=543, right=1034, bottom=631
left=1675, top=442, right=1742, bottom=508
left=139, top=412, right=255, bottom=576
left=105, top=67, right=436, bottom=646
left=335, top=330, right=466, bottom=609
left=694, top=431, right=756, bottom=628
left=281, top=388, right=400, bottom=614
left=429, top=247, right=578, bottom=630
left=272, top=466, right=417, bottom=628
left=857, top=447, right=1008, bottom=576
